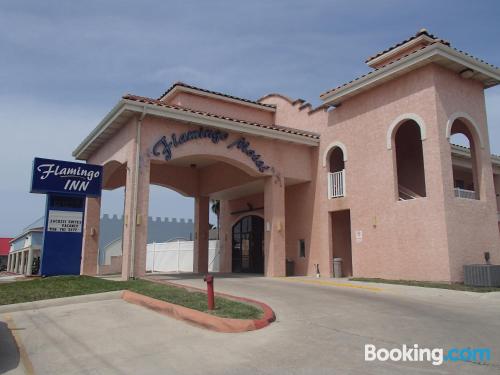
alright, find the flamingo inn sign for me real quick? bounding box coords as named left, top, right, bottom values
left=31, top=157, right=102, bottom=196
left=30, top=157, right=102, bottom=276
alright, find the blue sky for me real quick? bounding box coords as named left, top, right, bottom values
left=1, top=0, right=499, bottom=236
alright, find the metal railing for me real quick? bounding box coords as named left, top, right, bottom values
left=328, top=170, right=345, bottom=199
left=454, top=187, right=478, bottom=200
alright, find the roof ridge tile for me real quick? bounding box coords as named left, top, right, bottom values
left=123, top=94, right=320, bottom=140
left=157, top=82, right=276, bottom=109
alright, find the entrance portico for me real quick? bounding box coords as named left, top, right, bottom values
left=74, top=85, right=319, bottom=280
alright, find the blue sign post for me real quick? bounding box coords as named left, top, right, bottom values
left=30, top=158, right=102, bottom=276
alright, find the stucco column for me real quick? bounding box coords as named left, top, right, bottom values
left=81, top=197, right=101, bottom=276
left=122, top=157, right=150, bottom=280
left=20, top=251, right=26, bottom=275
left=218, top=200, right=232, bottom=273
left=26, top=247, right=34, bottom=276
left=15, top=252, right=20, bottom=274
left=193, top=196, right=210, bottom=274
left=24, top=250, right=29, bottom=274
left=264, top=176, right=286, bottom=277
left=7, top=254, right=11, bottom=272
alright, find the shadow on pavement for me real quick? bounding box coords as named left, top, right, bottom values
left=146, top=272, right=264, bottom=281
left=0, top=320, right=20, bottom=374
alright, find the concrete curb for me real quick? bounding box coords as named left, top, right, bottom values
left=0, top=290, right=124, bottom=313
left=1, top=281, right=276, bottom=333
left=139, top=277, right=276, bottom=332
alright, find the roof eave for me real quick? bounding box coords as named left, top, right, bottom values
left=451, top=144, right=500, bottom=167
left=321, top=44, right=500, bottom=106
left=10, top=228, right=43, bottom=244
left=72, top=99, right=130, bottom=160
left=73, top=99, right=319, bottom=160
left=160, top=84, right=276, bottom=112
left=366, top=34, right=435, bottom=66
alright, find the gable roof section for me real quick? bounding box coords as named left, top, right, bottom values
left=365, top=29, right=449, bottom=65
left=320, top=39, right=500, bottom=106
left=73, top=94, right=319, bottom=160
left=158, top=82, right=276, bottom=111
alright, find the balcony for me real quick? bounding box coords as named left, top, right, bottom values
left=328, top=170, right=345, bottom=199
left=454, top=187, right=478, bottom=200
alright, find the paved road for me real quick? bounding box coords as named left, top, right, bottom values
left=1, top=274, right=499, bottom=374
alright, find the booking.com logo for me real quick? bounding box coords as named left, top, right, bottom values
left=365, top=344, right=492, bottom=366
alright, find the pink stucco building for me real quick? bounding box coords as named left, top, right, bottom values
left=74, top=30, right=500, bottom=282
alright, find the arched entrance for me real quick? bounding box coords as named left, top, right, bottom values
left=232, top=215, right=264, bottom=273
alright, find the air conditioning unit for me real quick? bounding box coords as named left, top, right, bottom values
left=464, top=264, right=500, bottom=287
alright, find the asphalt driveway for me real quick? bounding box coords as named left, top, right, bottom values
left=1, top=274, right=499, bottom=374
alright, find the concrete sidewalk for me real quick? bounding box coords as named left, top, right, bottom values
left=2, top=274, right=500, bottom=374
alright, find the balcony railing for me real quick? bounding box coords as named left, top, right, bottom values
left=454, top=187, right=478, bottom=200
left=328, top=170, right=345, bottom=199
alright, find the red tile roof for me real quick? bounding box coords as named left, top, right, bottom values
left=320, top=43, right=432, bottom=98
left=0, top=238, right=12, bottom=256
left=158, top=82, right=276, bottom=109
left=365, top=29, right=449, bottom=63
left=320, top=38, right=499, bottom=99
left=122, top=94, right=320, bottom=140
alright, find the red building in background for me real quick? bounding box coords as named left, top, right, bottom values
left=0, top=238, right=13, bottom=271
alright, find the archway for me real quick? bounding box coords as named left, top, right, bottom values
left=232, top=215, right=264, bottom=273
left=329, top=147, right=345, bottom=173
left=393, top=120, right=427, bottom=199
left=327, top=145, right=346, bottom=198
left=448, top=116, right=481, bottom=200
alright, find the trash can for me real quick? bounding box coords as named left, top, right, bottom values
left=286, top=259, right=295, bottom=277
left=333, top=258, right=343, bottom=278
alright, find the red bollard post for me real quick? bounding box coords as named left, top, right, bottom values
left=204, top=274, right=215, bottom=310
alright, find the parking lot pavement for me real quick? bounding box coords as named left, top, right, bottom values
left=2, top=274, right=500, bottom=374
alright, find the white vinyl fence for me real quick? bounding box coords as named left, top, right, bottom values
left=146, top=240, right=220, bottom=273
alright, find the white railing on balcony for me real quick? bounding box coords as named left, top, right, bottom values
left=454, top=187, right=478, bottom=200
left=328, top=170, right=345, bottom=199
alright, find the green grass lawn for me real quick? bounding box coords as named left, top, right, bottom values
left=349, top=277, right=500, bottom=292
left=0, top=276, right=262, bottom=319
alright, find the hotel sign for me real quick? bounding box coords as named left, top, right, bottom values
left=31, top=157, right=103, bottom=197
left=152, top=127, right=271, bottom=172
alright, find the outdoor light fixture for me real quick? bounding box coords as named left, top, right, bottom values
left=459, top=68, right=475, bottom=79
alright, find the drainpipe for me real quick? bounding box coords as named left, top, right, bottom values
left=129, top=107, right=147, bottom=279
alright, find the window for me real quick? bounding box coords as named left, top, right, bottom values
left=298, top=239, right=306, bottom=258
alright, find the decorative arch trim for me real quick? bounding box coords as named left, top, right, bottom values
left=386, top=113, right=427, bottom=150
left=446, top=112, right=485, bottom=149
left=231, top=213, right=265, bottom=228
left=322, top=141, right=348, bottom=167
